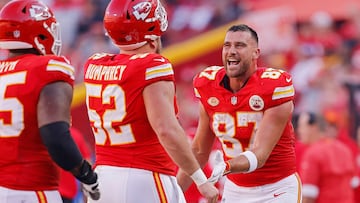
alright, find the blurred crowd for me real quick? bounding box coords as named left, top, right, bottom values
left=0, top=0, right=249, bottom=82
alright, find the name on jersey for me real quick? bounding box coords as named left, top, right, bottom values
left=0, top=61, right=18, bottom=73
left=85, top=64, right=126, bottom=81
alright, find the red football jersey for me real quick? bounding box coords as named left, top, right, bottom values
left=0, top=54, right=75, bottom=190
left=193, top=66, right=297, bottom=186
left=83, top=53, right=177, bottom=175
left=300, top=138, right=355, bottom=203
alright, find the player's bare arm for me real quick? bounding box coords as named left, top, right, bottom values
left=144, top=81, right=206, bottom=175
left=144, top=81, right=219, bottom=202
left=191, top=103, right=217, bottom=167
left=227, top=101, right=294, bottom=173
left=177, top=102, right=216, bottom=191
left=37, top=82, right=72, bottom=126
left=38, top=82, right=99, bottom=200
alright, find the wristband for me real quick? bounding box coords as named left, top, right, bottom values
left=190, top=168, right=207, bottom=186
left=241, top=151, right=258, bottom=173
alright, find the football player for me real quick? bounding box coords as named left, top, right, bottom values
left=0, top=0, right=99, bottom=202
left=82, top=0, right=219, bottom=202
left=297, top=112, right=356, bottom=203
left=177, top=24, right=303, bottom=202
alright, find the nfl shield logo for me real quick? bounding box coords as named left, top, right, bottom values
left=13, top=30, right=20, bottom=38
left=231, top=96, right=237, bottom=105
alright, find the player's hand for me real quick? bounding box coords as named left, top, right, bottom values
left=208, top=150, right=226, bottom=184
left=81, top=179, right=100, bottom=200
left=197, top=181, right=219, bottom=203
left=74, top=160, right=100, bottom=200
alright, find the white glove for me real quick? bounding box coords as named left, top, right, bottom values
left=82, top=181, right=100, bottom=200
left=207, top=150, right=226, bottom=184
left=74, top=160, right=100, bottom=201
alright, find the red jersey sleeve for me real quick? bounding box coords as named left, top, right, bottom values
left=256, top=67, right=295, bottom=108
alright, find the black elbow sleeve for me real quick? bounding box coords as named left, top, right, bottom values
left=39, top=121, right=83, bottom=171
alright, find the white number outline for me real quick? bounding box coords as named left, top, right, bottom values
left=199, top=66, right=222, bottom=80
left=0, top=72, right=26, bottom=137
left=212, top=112, right=262, bottom=158
left=85, top=83, right=136, bottom=145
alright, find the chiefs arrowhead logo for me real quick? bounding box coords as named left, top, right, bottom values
left=132, top=2, right=152, bottom=20
left=29, top=5, right=52, bottom=21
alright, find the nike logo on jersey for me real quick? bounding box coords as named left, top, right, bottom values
left=273, top=192, right=286, bottom=197
left=286, top=77, right=292, bottom=83
left=153, top=58, right=165, bottom=62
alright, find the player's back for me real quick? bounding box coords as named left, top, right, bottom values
left=0, top=54, right=74, bottom=190
left=84, top=53, right=177, bottom=176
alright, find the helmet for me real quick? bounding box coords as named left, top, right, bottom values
left=104, top=0, right=168, bottom=50
left=0, top=0, right=61, bottom=55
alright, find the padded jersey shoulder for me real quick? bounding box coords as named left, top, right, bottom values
left=193, top=66, right=224, bottom=88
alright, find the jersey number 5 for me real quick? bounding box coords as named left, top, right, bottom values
left=0, top=72, right=26, bottom=137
